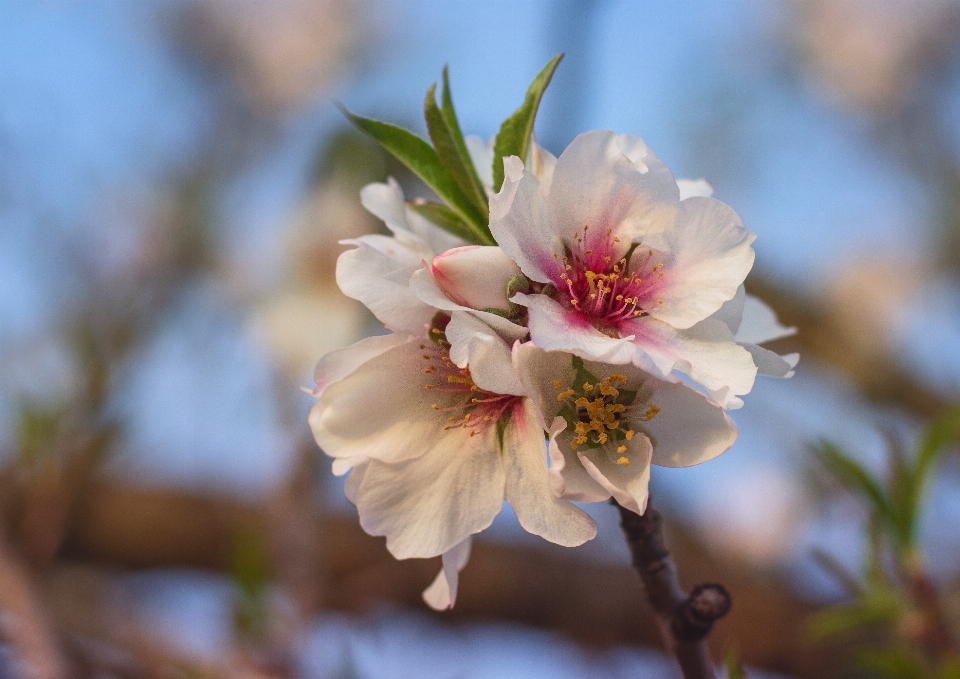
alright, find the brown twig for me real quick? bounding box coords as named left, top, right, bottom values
left=614, top=500, right=731, bottom=679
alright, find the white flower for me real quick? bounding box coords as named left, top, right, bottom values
left=515, top=343, right=738, bottom=514
left=308, top=312, right=597, bottom=609
left=490, top=130, right=759, bottom=408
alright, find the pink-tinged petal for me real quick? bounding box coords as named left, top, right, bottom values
left=311, top=332, right=408, bottom=399
left=737, top=295, right=796, bottom=345
left=354, top=425, right=505, bottom=559
left=577, top=434, right=654, bottom=515
left=548, top=131, right=679, bottom=245
left=640, top=379, right=738, bottom=468
left=517, top=293, right=643, bottom=366
left=409, top=266, right=529, bottom=342
left=422, top=537, right=472, bottom=610
left=336, top=236, right=435, bottom=335
left=743, top=344, right=799, bottom=379
left=677, top=178, right=713, bottom=200
left=624, top=316, right=758, bottom=406
left=310, top=339, right=458, bottom=466
left=489, top=155, right=562, bottom=283
left=445, top=312, right=524, bottom=396
left=503, top=400, right=597, bottom=546
left=646, top=196, right=756, bottom=330
left=432, top=246, right=522, bottom=311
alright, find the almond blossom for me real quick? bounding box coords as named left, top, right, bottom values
left=308, top=312, right=596, bottom=610
left=490, top=130, right=759, bottom=408
left=515, top=344, right=738, bottom=515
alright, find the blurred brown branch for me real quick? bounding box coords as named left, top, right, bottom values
left=19, top=473, right=846, bottom=679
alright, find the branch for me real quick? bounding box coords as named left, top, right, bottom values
left=614, top=500, right=731, bottom=679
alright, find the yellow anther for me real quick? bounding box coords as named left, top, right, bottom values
left=583, top=383, right=594, bottom=392
left=597, top=432, right=608, bottom=444
left=645, top=405, right=661, bottom=420
left=610, top=373, right=627, bottom=384
left=448, top=375, right=472, bottom=385
left=553, top=379, right=562, bottom=390
left=575, top=397, right=590, bottom=408
left=557, top=389, right=575, bottom=402
left=432, top=404, right=439, bottom=409
left=625, top=430, right=634, bottom=440
left=616, top=456, right=631, bottom=467
left=617, top=445, right=627, bottom=454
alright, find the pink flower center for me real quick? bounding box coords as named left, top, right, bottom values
left=551, top=225, right=665, bottom=330
left=419, top=334, right=520, bottom=437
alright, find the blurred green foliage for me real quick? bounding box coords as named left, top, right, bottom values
left=809, top=407, right=960, bottom=678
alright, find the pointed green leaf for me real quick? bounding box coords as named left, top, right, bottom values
left=424, top=82, right=490, bottom=229
left=814, top=440, right=892, bottom=522
left=407, top=200, right=494, bottom=245
left=492, top=53, right=563, bottom=192
left=337, top=104, right=486, bottom=239
left=440, top=67, right=489, bottom=205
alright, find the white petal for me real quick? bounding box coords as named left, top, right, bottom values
left=311, top=339, right=460, bottom=465
left=737, top=295, right=796, bottom=345
left=742, top=343, right=799, bottom=379
left=530, top=141, right=557, bottom=190
left=546, top=417, right=611, bottom=503
left=623, top=316, right=758, bottom=406
left=577, top=434, right=653, bottom=515
left=360, top=180, right=413, bottom=236
left=640, top=379, right=739, bottom=467
left=503, top=400, right=597, bottom=546
left=646, top=196, right=756, bottom=330
left=336, top=236, right=435, bottom=335
left=489, top=155, right=561, bottom=284
left=311, top=332, right=408, bottom=399
left=431, top=246, right=521, bottom=311
left=465, top=136, right=494, bottom=189
left=361, top=179, right=465, bottom=254
left=422, top=537, right=472, bottom=610
left=549, top=131, right=680, bottom=244
left=409, top=266, right=529, bottom=342
left=445, top=312, right=524, bottom=395
left=354, top=425, right=505, bottom=559
left=677, top=178, right=714, bottom=200
left=710, top=285, right=746, bottom=336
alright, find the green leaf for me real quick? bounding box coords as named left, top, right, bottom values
left=441, top=69, right=489, bottom=208
left=424, top=82, right=490, bottom=234
left=855, top=647, right=926, bottom=679
left=805, top=590, right=902, bottom=641
left=338, top=104, right=487, bottom=241
left=492, top=53, right=563, bottom=192
left=814, top=439, right=892, bottom=523
left=407, top=200, right=494, bottom=245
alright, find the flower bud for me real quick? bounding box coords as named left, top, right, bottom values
left=431, top=246, right=522, bottom=312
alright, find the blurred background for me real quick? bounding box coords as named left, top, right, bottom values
left=2, top=1, right=960, bottom=677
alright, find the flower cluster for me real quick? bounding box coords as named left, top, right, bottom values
left=308, top=63, right=797, bottom=610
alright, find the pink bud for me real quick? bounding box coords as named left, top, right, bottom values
left=432, top=246, right=522, bottom=311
